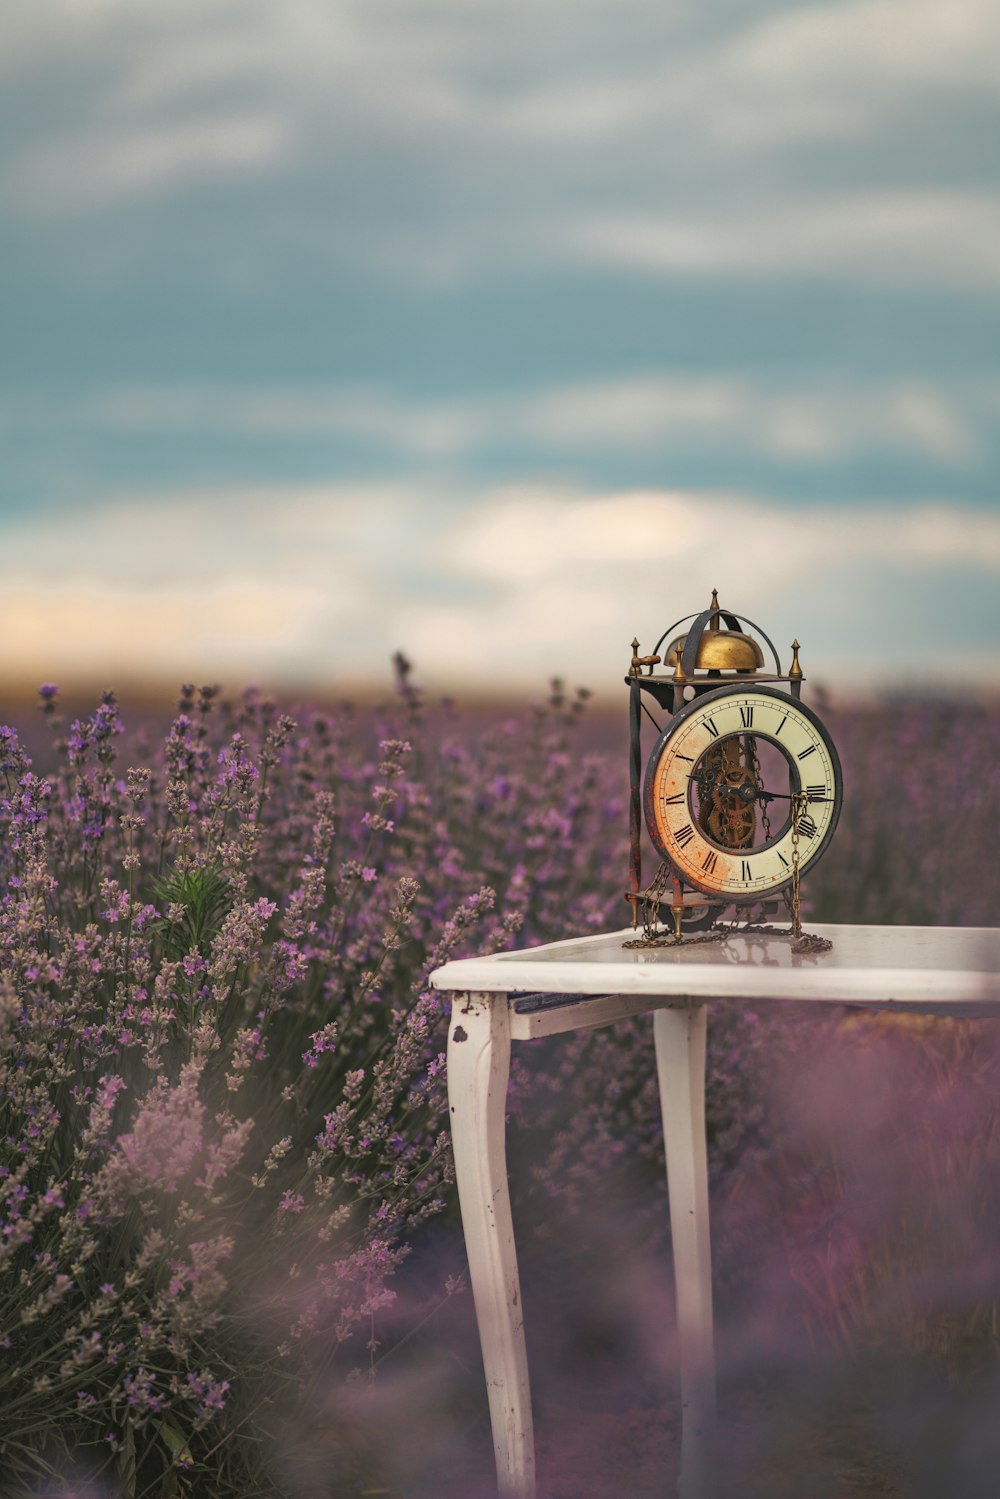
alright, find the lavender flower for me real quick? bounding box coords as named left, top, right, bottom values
left=0, top=676, right=993, bottom=1496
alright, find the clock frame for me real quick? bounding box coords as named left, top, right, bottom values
left=625, top=590, right=842, bottom=942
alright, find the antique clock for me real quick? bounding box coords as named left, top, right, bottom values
left=625, top=590, right=842, bottom=949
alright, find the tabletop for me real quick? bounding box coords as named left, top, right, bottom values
left=429, top=923, right=1000, bottom=1013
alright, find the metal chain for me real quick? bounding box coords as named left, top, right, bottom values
left=784, top=790, right=831, bottom=952
left=748, top=736, right=772, bottom=844
left=624, top=910, right=832, bottom=956
left=626, top=789, right=831, bottom=955
left=626, top=764, right=832, bottom=956
left=637, top=862, right=672, bottom=943
left=624, top=927, right=729, bottom=951
left=790, top=790, right=803, bottom=937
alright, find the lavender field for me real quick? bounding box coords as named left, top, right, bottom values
left=1, top=675, right=999, bottom=1499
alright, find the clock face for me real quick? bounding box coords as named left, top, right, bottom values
left=643, top=685, right=842, bottom=901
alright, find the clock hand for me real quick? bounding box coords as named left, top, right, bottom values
left=755, top=789, right=835, bottom=804
left=685, top=775, right=833, bottom=805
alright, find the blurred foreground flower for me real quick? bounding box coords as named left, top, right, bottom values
left=0, top=673, right=621, bottom=1497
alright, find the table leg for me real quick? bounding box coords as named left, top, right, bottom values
left=654, top=1003, right=717, bottom=1499
left=447, top=992, right=535, bottom=1499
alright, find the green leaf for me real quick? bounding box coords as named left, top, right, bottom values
left=153, top=864, right=233, bottom=958
left=158, top=1419, right=195, bottom=1471
left=116, top=1424, right=137, bottom=1498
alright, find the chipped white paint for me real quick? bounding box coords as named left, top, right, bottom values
left=432, top=924, right=1000, bottom=1499
left=447, top=993, right=534, bottom=1499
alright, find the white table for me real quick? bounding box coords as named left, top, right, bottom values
left=429, top=923, right=1000, bottom=1499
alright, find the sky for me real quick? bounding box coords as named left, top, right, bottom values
left=2, top=0, right=999, bottom=699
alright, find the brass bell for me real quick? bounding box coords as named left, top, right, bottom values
left=662, top=630, right=764, bottom=673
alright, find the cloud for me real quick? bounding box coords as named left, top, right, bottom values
left=0, top=577, right=333, bottom=682
left=1, top=484, right=996, bottom=692
left=729, top=0, right=1000, bottom=94
left=398, top=489, right=1000, bottom=691
left=442, top=489, right=1000, bottom=589
left=4, top=0, right=999, bottom=294
left=519, top=376, right=977, bottom=464
left=11, top=373, right=978, bottom=467
left=499, top=0, right=1000, bottom=148
left=563, top=192, right=1000, bottom=291
left=2, top=3, right=995, bottom=701
left=77, top=386, right=491, bottom=459
left=12, top=115, right=288, bottom=210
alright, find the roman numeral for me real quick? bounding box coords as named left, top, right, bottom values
left=674, top=823, right=695, bottom=848
left=701, top=850, right=718, bottom=874
left=739, top=705, right=754, bottom=728
left=797, top=814, right=818, bottom=839
left=806, top=784, right=826, bottom=801
left=797, top=745, right=818, bottom=761
left=702, top=716, right=720, bottom=738
left=774, top=714, right=788, bottom=736
left=662, top=792, right=684, bottom=805
left=740, top=859, right=752, bottom=881
left=778, top=851, right=789, bottom=868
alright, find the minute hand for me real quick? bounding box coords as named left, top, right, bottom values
left=684, top=775, right=833, bottom=805
left=756, top=789, right=834, bottom=804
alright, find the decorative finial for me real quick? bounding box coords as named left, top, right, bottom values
left=709, top=587, right=720, bottom=631
left=789, top=639, right=803, bottom=679
left=672, top=646, right=687, bottom=684
left=630, top=637, right=662, bottom=677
